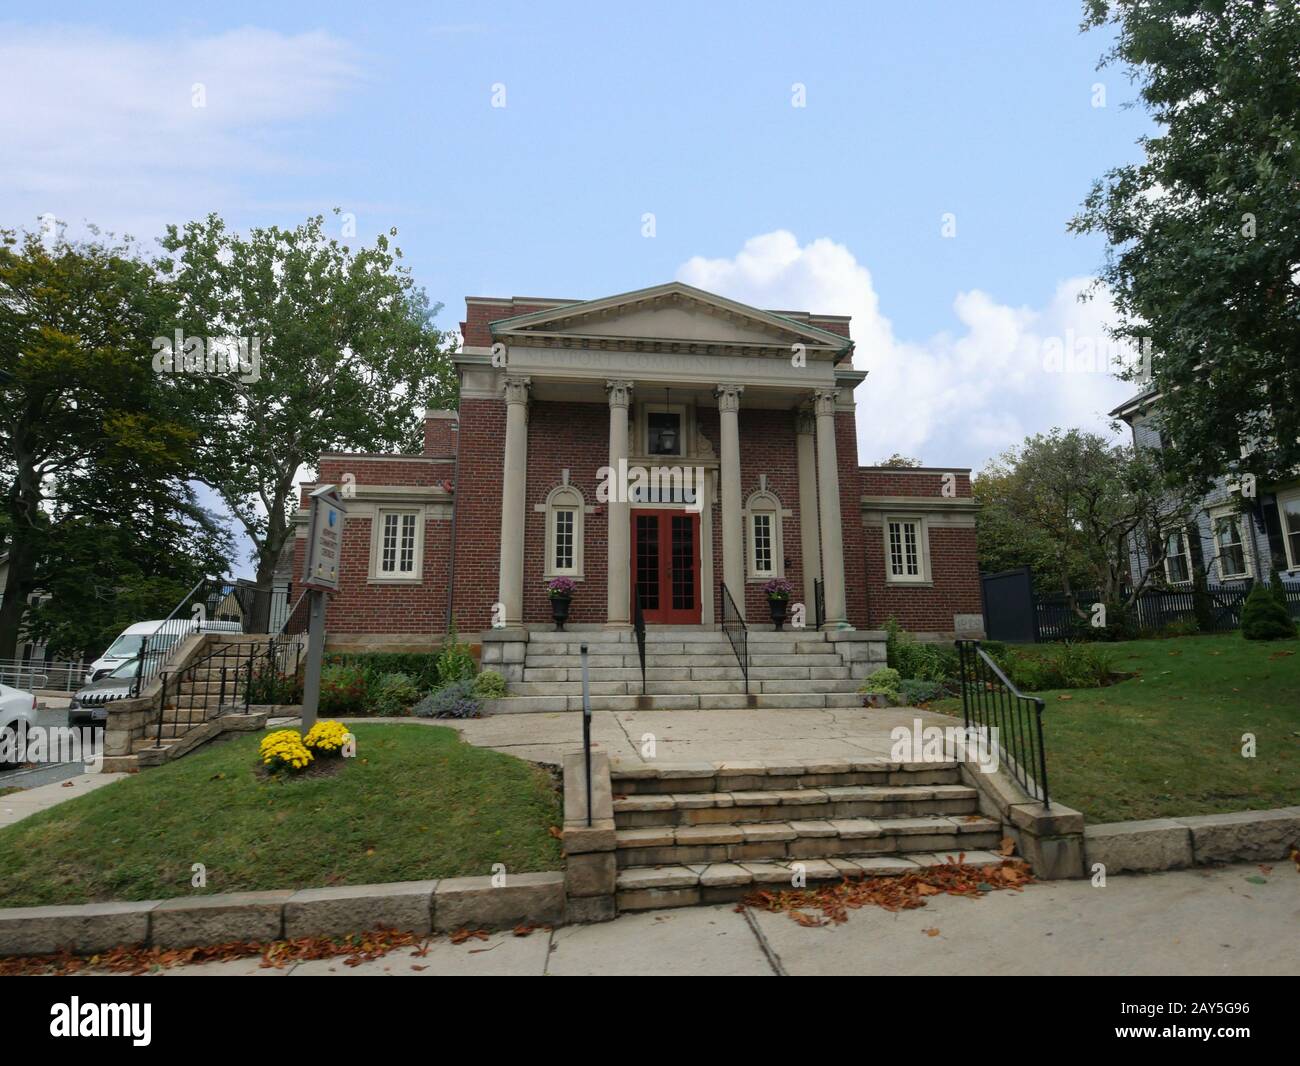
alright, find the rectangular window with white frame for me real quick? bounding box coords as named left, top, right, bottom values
left=885, top=516, right=929, bottom=583
left=1163, top=529, right=1191, bottom=585
left=751, top=512, right=774, bottom=577
left=1280, top=490, right=1300, bottom=572
left=554, top=508, right=575, bottom=573
left=1211, top=512, right=1251, bottom=580
left=375, top=510, right=421, bottom=579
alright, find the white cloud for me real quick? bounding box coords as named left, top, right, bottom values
left=0, top=25, right=359, bottom=237
left=678, top=231, right=1136, bottom=472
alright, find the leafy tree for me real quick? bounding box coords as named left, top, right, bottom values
left=1071, top=0, right=1300, bottom=488
left=983, top=428, right=1203, bottom=618
left=157, top=211, right=456, bottom=589
left=0, top=225, right=230, bottom=660
left=874, top=453, right=924, bottom=468
left=974, top=455, right=1094, bottom=592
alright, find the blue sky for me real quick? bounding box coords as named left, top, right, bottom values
left=2, top=2, right=1154, bottom=569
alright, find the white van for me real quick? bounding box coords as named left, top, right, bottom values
left=86, top=617, right=243, bottom=681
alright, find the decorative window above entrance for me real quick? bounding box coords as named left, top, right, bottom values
left=638, top=402, right=692, bottom=459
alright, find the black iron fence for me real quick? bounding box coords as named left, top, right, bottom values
left=956, top=639, right=1049, bottom=807
left=1034, top=578, right=1298, bottom=641
left=720, top=582, right=748, bottom=694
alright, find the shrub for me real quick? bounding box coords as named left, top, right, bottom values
left=259, top=729, right=313, bottom=773
left=413, top=679, right=480, bottom=719
left=1241, top=583, right=1297, bottom=640
left=1001, top=642, right=1114, bottom=690
left=883, top=617, right=958, bottom=682
left=859, top=667, right=901, bottom=699
left=472, top=670, right=507, bottom=699
left=1271, top=568, right=1292, bottom=615
left=246, top=663, right=303, bottom=705
left=323, top=651, right=438, bottom=694
left=899, top=678, right=945, bottom=705
left=436, top=623, right=477, bottom=687
left=319, top=663, right=367, bottom=716
left=370, top=672, right=421, bottom=716
left=1161, top=617, right=1200, bottom=638
left=303, top=719, right=351, bottom=757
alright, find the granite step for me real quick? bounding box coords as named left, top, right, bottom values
left=613, top=784, right=981, bottom=827
left=613, top=814, right=1001, bottom=868
left=615, top=850, right=1010, bottom=911
left=608, top=758, right=965, bottom=794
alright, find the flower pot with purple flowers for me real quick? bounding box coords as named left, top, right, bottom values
left=762, top=578, right=793, bottom=630
left=546, top=577, right=576, bottom=631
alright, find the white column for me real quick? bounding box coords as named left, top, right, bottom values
left=795, top=406, right=822, bottom=614
left=497, top=375, right=531, bottom=628
left=716, top=383, right=745, bottom=617
left=606, top=380, right=634, bottom=627
left=813, top=388, right=848, bottom=628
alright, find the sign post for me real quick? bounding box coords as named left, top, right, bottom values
left=299, top=484, right=345, bottom=730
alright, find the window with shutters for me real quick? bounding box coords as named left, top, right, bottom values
left=1211, top=511, right=1251, bottom=580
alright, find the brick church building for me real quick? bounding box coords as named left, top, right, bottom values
left=296, top=282, right=983, bottom=655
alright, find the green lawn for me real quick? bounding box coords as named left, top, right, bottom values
left=935, top=634, right=1300, bottom=823
left=0, top=723, right=562, bottom=907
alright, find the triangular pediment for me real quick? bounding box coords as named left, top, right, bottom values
left=490, top=282, right=850, bottom=352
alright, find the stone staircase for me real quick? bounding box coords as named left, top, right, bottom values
left=609, top=758, right=1003, bottom=911
left=484, top=626, right=886, bottom=713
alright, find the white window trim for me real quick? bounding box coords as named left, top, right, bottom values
left=1161, top=527, right=1193, bottom=586
left=743, top=489, right=786, bottom=580
left=1209, top=507, right=1253, bottom=581
left=884, top=515, right=932, bottom=585
left=369, top=508, right=424, bottom=582
left=542, top=484, right=585, bottom=579
left=1278, top=487, right=1300, bottom=572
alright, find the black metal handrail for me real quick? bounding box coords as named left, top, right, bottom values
left=579, top=642, right=593, bottom=827
left=956, top=639, right=1049, bottom=807
left=632, top=588, right=647, bottom=696
left=814, top=578, right=825, bottom=631
left=133, top=577, right=294, bottom=697
left=720, top=582, right=748, bottom=695
left=154, top=637, right=302, bottom=746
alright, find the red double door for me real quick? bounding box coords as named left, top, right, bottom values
left=632, top=509, right=701, bottom=624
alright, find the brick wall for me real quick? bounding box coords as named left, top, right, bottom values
left=449, top=397, right=506, bottom=630
left=837, top=411, right=870, bottom=628
left=737, top=408, right=804, bottom=620
left=423, top=414, right=458, bottom=458
left=522, top=400, right=610, bottom=624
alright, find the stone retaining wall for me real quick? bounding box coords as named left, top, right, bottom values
left=1084, top=807, right=1300, bottom=874
left=0, top=873, right=566, bottom=957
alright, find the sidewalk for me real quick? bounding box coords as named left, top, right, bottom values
left=450, top=705, right=959, bottom=765
left=0, top=772, right=127, bottom=828
left=150, top=862, right=1298, bottom=976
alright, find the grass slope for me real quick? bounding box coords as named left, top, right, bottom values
left=939, top=634, right=1299, bottom=822
left=0, top=723, right=562, bottom=907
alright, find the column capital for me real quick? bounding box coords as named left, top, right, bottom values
left=794, top=405, right=817, bottom=436
left=605, top=380, right=634, bottom=409
left=812, top=387, right=839, bottom=417
left=715, top=383, right=745, bottom=413
left=503, top=375, right=532, bottom=406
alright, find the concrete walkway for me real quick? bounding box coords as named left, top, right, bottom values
left=0, top=772, right=128, bottom=828
left=148, top=862, right=1297, bottom=976
left=450, top=705, right=958, bottom=765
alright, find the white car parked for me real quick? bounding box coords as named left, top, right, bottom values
left=86, top=617, right=243, bottom=682
left=0, top=682, right=37, bottom=769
